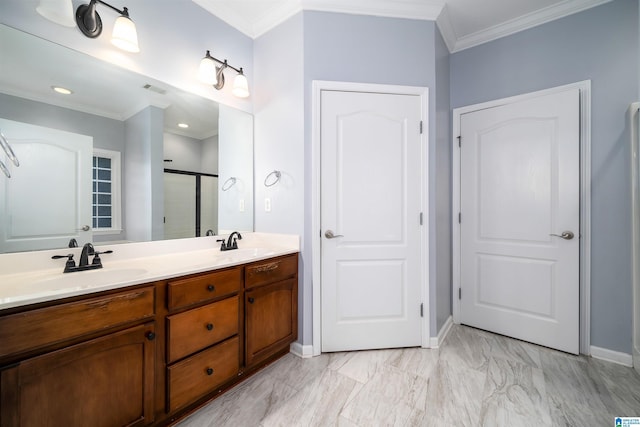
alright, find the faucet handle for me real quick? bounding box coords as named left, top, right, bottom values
left=91, top=250, right=113, bottom=265
left=52, top=254, right=76, bottom=272
left=216, top=239, right=227, bottom=250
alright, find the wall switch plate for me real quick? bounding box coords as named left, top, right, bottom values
left=265, top=198, right=271, bottom=212
left=239, top=199, right=245, bottom=212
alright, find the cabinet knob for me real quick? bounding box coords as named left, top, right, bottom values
left=207, top=284, right=215, bottom=292
left=248, top=297, right=255, bottom=304
left=206, top=368, right=214, bottom=376
left=145, top=331, right=156, bottom=341
left=206, top=323, right=214, bottom=331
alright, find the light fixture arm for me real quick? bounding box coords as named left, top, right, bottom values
left=203, top=50, right=244, bottom=75
left=76, top=0, right=132, bottom=39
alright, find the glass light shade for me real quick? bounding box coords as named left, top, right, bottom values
left=198, top=57, right=218, bottom=85
left=36, top=0, right=75, bottom=27
left=111, top=16, right=140, bottom=53
left=232, top=73, right=250, bottom=98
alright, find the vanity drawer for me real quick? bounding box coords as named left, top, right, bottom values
left=0, top=286, right=155, bottom=359
left=167, top=267, right=242, bottom=311
left=166, top=296, right=238, bottom=363
left=245, top=254, right=298, bottom=289
left=167, top=336, right=239, bottom=412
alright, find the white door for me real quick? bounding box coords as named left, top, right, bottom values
left=460, top=88, right=580, bottom=354
left=321, top=90, right=424, bottom=352
left=0, top=118, right=92, bottom=253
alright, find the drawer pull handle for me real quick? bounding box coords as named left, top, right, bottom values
left=145, top=331, right=156, bottom=341
left=248, top=297, right=255, bottom=304
left=206, top=368, right=214, bottom=376
left=207, top=284, right=215, bottom=292
left=206, top=323, right=214, bottom=331
left=254, top=262, right=279, bottom=273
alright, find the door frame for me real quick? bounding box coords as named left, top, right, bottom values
left=452, top=81, right=592, bottom=354
left=311, top=80, right=430, bottom=356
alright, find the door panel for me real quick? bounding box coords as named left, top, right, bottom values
left=0, top=118, right=92, bottom=253
left=321, top=90, right=423, bottom=352
left=460, top=88, right=579, bottom=354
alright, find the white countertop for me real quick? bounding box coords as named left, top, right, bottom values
left=0, top=232, right=300, bottom=310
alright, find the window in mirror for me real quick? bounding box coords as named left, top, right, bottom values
left=92, top=148, right=121, bottom=234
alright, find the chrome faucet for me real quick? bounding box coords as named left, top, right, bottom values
left=216, top=231, right=242, bottom=251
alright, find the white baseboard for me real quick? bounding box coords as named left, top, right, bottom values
left=590, top=345, right=633, bottom=367
left=290, top=342, right=314, bottom=358
left=429, top=315, right=453, bottom=348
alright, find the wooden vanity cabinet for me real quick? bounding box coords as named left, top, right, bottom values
left=164, top=267, right=242, bottom=414
left=0, top=286, right=157, bottom=427
left=244, top=254, right=298, bottom=367
left=0, top=252, right=299, bottom=426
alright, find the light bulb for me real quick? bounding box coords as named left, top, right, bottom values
left=111, top=15, right=139, bottom=53
left=198, top=55, right=218, bottom=85
left=232, top=73, right=249, bottom=98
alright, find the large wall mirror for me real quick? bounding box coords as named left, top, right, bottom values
left=0, top=24, right=254, bottom=253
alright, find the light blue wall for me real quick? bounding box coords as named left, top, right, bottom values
left=254, top=13, right=306, bottom=338
left=451, top=0, right=640, bottom=353
left=303, top=12, right=443, bottom=339
left=435, top=28, right=452, bottom=334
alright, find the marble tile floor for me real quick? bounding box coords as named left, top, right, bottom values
left=175, top=325, right=640, bottom=427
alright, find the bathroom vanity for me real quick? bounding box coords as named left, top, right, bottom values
left=0, top=233, right=299, bottom=426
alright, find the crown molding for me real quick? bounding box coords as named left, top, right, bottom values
left=448, top=0, right=614, bottom=53
left=435, top=5, right=456, bottom=53
left=194, top=0, right=445, bottom=39
left=195, top=0, right=613, bottom=47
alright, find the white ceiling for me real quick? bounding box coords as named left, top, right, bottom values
left=193, top=0, right=613, bottom=52
left=0, top=25, right=219, bottom=140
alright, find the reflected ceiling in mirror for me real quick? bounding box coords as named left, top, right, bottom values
left=0, top=24, right=254, bottom=253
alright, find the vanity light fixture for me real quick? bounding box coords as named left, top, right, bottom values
left=36, top=0, right=76, bottom=27
left=75, top=0, right=140, bottom=53
left=198, top=50, right=249, bottom=98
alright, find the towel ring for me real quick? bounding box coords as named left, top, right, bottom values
left=0, top=159, right=9, bottom=178
left=0, top=130, right=19, bottom=167
left=264, top=170, right=281, bottom=187
left=221, top=177, right=237, bottom=191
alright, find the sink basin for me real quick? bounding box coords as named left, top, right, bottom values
left=26, top=268, right=149, bottom=292
left=213, top=247, right=276, bottom=264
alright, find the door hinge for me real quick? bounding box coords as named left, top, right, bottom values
left=419, top=212, right=423, bottom=225
left=458, top=212, right=461, bottom=224
left=457, top=135, right=461, bottom=147
left=458, top=288, right=462, bottom=300
left=420, top=303, right=424, bottom=317
left=420, top=121, right=423, bottom=134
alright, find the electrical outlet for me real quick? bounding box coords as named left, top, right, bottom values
left=239, top=199, right=245, bottom=212
left=264, top=198, right=271, bottom=212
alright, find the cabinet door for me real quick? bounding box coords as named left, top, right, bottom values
left=0, top=323, right=156, bottom=427
left=245, top=278, right=298, bottom=367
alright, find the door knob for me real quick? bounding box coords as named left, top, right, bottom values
left=550, top=231, right=574, bottom=240
left=324, top=230, right=344, bottom=239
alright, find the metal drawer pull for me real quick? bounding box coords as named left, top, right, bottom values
left=206, top=323, right=214, bottom=331
left=206, top=368, right=214, bottom=376
left=207, top=284, right=215, bottom=292
left=254, top=262, right=279, bottom=273
left=248, top=297, right=255, bottom=304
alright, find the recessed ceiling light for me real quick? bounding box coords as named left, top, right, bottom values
left=178, top=123, right=189, bottom=129
left=52, top=86, right=73, bottom=95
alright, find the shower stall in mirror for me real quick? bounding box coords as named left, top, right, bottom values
left=163, top=170, right=218, bottom=239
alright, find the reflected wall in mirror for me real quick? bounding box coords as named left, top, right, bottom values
left=0, top=24, right=254, bottom=253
